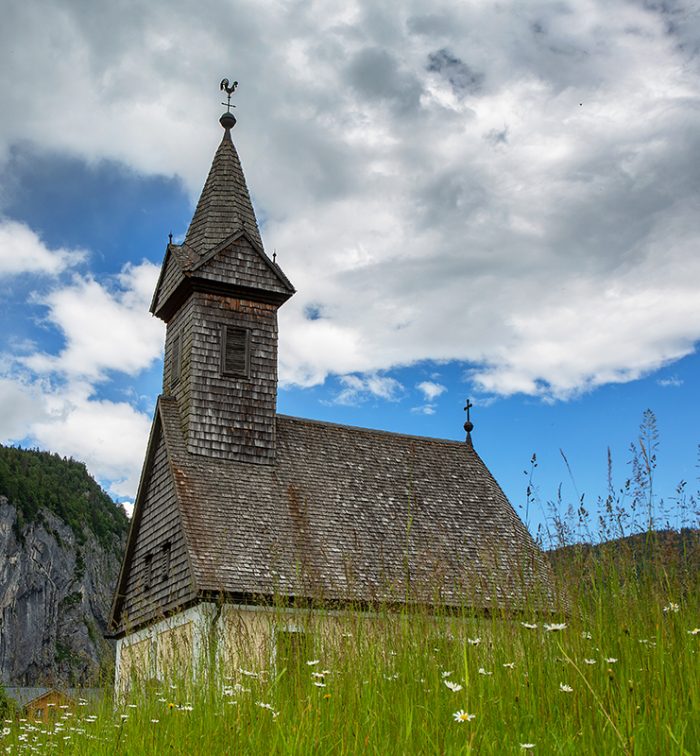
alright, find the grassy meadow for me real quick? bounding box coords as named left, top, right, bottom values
left=2, top=537, right=698, bottom=755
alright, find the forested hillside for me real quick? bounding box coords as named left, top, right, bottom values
left=0, top=445, right=128, bottom=550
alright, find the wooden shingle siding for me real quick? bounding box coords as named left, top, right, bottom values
left=185, top=292, right=278, bottom=463
left=196, top=237, right=290, bottom=295
left=119, top=424, right=194, bottom=630
left=164, top=297, right=195, bottom=439
left=155, top=248, right=185, bottom=314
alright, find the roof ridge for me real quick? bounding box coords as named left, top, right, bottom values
left=276, top=413, right=473, bottom=449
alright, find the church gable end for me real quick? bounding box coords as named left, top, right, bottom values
left=110, top=415, right=195, bottom=635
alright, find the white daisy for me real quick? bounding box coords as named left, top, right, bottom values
left=443, top=680, right=463, bottom=692
left=663, top=602, right=680, bottom=614
left=520, top=745, right=536, bottom=750
left=467, top=637, right=481, bottom=645
left=521, top=622, right=538, bottom=630
left=544, top=623, right=567, bottom=632
left=559, top=683, right=573, bottom=693
left=583, top=659, right=596, bottom=665
left=306, top=659, right=320, bottom=666
left=503, top=662, right=515, bottom=669
left=605, top=658, right=618, bottom=664
left=453, top=710, right=476, bottom=723
left=478, top=667, right=493, bottom=676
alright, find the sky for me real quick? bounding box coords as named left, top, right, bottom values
left=1, top=0, right=699, bottom=544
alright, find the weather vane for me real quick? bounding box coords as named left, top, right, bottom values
left=220, top=78, right=238, bottom=113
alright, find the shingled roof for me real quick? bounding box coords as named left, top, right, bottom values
left=110, top=397, right=554, bottom=635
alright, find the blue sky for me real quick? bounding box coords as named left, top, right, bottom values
left=1, top=0, right=699, bottom=543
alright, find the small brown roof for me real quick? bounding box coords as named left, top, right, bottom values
left=153, top=397, right=553, bottom=612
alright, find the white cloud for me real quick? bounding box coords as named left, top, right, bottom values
left=23, top=261, right=164, bottom=381
left=1, top=0, right=699, bottom=405
left=411, top=404, right=436, bottom=415
left=0, top=374, right=152, bottom=499
left=0, top=220, right=85, bottom=276
left=332, top=374, right=404, bottom=406
left=0, top=258, right=163, bottom=499
left=30, top=382, right=152, bottom=498
left=657, top=376, right=683, bottom=388
left=417, top=381, right=446, bottom=401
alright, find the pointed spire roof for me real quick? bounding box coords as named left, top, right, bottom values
left=184, top=116, right=264, bottom=256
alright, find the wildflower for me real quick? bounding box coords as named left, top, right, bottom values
left=127, top=704, right=137, bottom=709
left=663, top=602, right=680, bottom=614
left=168, top=703, right=175, bottom=710
left=1, top=729, right=10, bottom=737
left=688, top=628, right=700, bottom=635
left=443, top=680, right=463, bottom=692
left=581, top=631, right=592, bottom=640
left=605, top=658, right=618, bottom=664
left=119, top=715, right=128, bottom=721
left=306, top=659, right=320, bottom=666
left=467, top=637, right=481, bottom=645
left=544, top=623, right=567, bottom=632
left=313, top=682, right=326, bottom=688
left=238, top=668, right=259, bottom=678
left=256, top=702, right=279, bottom=718
left=151, top=719, right=159, bottom=723
left=584, top=659, right=596, bottom=665
left=559, top=683, right=573, bottom=693
left=157, top=697, right=166, bottom=703
left=521, top=622, right=538, bottom=630
left=520, top=745, right=536, bottom=750
left=311, top=671, right=326, bottom=679
left=453, top=710, right=476, bottom=723
left=323, top=693, right=331, bottom=700
left=441, top=670, right=453, bottom=678
left=503, top=662, right=515, bottom=669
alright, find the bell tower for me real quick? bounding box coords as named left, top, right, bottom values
left=149, top=84, right=295, bottom=464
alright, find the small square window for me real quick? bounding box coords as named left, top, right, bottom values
left=221, top=325, right=250, bottom=377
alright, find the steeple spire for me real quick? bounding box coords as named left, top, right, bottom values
left=183, top=80, right=263, bottom=256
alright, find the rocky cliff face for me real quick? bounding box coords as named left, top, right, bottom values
left=0, top=496, right=124, bottom=686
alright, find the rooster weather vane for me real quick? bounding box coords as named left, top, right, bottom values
left=220, top=78, right=238, bottom=112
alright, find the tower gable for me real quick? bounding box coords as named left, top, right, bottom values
left=193, top=232, right=293, bottom=297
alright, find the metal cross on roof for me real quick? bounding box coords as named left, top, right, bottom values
left=463, top=398, right=474, bottom=441
left=220, top=78, right=238, bottom=112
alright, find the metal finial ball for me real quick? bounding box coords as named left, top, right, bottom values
left=464, top=420, right=474, bottom=433
left=220, top=112, right=237, bottom=130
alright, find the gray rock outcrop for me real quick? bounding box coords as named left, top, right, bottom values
left=0, top=496, right=123, bottom=686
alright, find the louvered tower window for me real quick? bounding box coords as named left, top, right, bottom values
left=221, top=325, right=250, bottom=377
